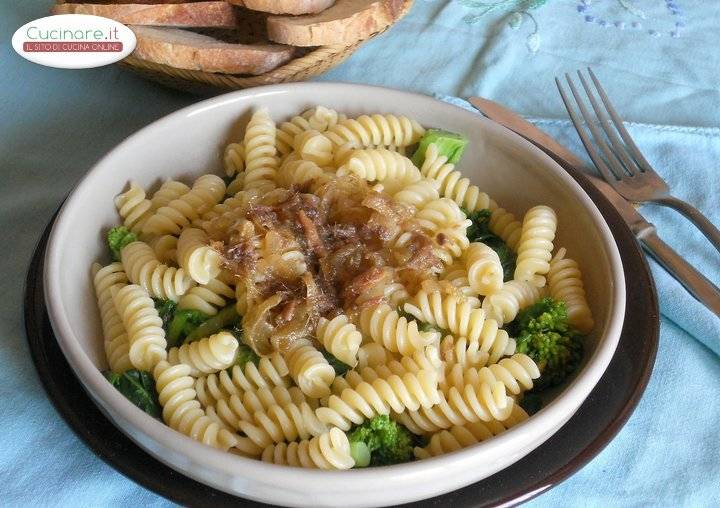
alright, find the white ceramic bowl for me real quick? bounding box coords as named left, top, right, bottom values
left=44, top=83, right=625, bottom=507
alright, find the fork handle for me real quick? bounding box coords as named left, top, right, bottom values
left=650, top=196, right=720, bottom=254
left=639, top=230, right=720, bottom=316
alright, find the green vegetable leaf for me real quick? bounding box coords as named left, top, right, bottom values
left=322, top=350, right=351, bottom=376
left=167, top=309, right=210, bottom=347
left=411, top=129, right=469, bottom=167
left=233, top=344, right=260, bottom=370
left=104, top=369, right=161, bottom=418
left=107, top=226, right=137, bottom=261
left=183, top=304, right=241, bottom=345
left=153, top=298, right=177, bottom=333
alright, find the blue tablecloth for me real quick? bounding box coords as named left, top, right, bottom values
left=2, top=1, right=718, bottom=505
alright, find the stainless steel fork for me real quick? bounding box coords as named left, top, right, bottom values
left=555, top=68, right=720, bottom=254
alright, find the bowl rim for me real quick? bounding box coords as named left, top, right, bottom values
left=43, top=82, right=626, bottom=493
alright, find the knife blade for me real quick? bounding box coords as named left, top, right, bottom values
left=468, top=96, right=720, bottom=315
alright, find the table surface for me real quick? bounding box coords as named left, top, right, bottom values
left=2, top=1, right=719, bottom=506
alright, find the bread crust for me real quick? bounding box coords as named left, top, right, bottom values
left=130, top=26, right=295, bottom=75
left=266, top=0, right=410, bottom=47
left=229, top=0, right=336, bottom=15
left=52, top=2, right=239, bottom=28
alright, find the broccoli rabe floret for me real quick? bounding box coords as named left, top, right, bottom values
left=153, top=298, right=177, bottom=332
left=463, top=208, right=516, bottom=281
left=104, top=369, right=161, bottom=418
left=167, top=308, right=210, bottom=347
left=511, top=298, right=583, bottom=390
left=347, top=415, right=415, bottom=467
left=107, top=226, right=137, bottom=261
left=411, top=129, right=469, bottom=167
left=322, top=350, right=351, bottom=376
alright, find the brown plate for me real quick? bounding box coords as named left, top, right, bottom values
left=24, top=160, right=658, bottom=507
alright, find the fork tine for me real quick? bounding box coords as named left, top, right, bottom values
left=587, top=67, right=655, bottom=173
left=562, top=73, right=629, bottom=180
left=576, top=70, right=639, bottom=176
left=555, top=76, right=619, bottom=183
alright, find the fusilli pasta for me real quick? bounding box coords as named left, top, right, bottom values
left=112, top=284, right=167, bottom=371
left=514, top=205, right=557, bottom=287
left=260, top=427, right=355, bottom=470
left=463, top=242, right=504, bottom=295
left=121, top=240, right=194, bottom=301
left=548, top=247, right=594, bottom=334
left=316, top=314, right=362, bottom=368
left=176, top=227, right=222, bottom=285
left=168, top=331, right=239, bottom=377
left=92, top=262, right=132, bottom=373
left=481, top=280, right=541, bottom=325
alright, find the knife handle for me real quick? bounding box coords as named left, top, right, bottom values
left=640, top=231, right=720, bottom=316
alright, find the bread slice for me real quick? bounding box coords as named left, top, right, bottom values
left=229, top=0, right=336, bottom=15
left=55, top=1, right=206, bottom=4
left=52, top=2, right=239, bottom=28
left=266, top=0, right=409, bottom=46
left=130, top=26, right=295, bottom=74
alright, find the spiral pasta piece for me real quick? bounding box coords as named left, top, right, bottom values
left=324, top=114, right=425, bottom=148
left=239, top=401, right=328, bottom=448
left=196, top=190, right=257, bottom=231
left=148, top=235, right=178, bottom=264
left=359, top=303, right=441, bottom=357
left=153, top=360, right=239, bottom=451
left=463, top=242, right=504, bottom=295
left=210, top=384, right=312, bottom=430
left=92, top=262, right=132, bottom=373
left=276, top=107, right=344, bottom=157
left=548, top=247, right=594, bottom=334
left=356, top=343, right=396, bottom=370
left=176, top=227, right=222, bottom=285
left=150, top=180, right=191, bottom=210
left=488, top=205, right=522, bottom=251
left=223, top=142, right=245, bottom=177
left=294, top=129, right=333, bottom=166
left=112, top=284, right=167, bottom=371
left=121, top=241, right=194, bottom=301
left=316, top=315, right=362, bottom=368
left=435, top=264, right=481, bottom=303
left=238, top=108, right=278, bottom=195
left=178, top=274, right=235, bottom=316
left=316, top=370, right=440, bottom=431
left=404, top=290, right=513, bottom=364
left=420, top=144, right=493, bottom=212
left=284, top=338, right=336, bottom=398
left=440, top=335, right=489, bottom=371
left=195, top=353, right=290, bottom=408
left=414, top=419, right=518, bottom=459
left=168, top=331, right=239, bottom=377
left=337, top=148, right=421, bottom=193
left=514, top=205, right=557, bottom=287
left=441, top=354, right=540, bottom=395
left=114, top=181, right=152, bottom=234
left=277, top=158, right=332, bottom=192
left=482, top=280, right=542, bottom=325
left=400, top=377, right=514, bottom=433
left=143, top=174, right=226, bottom=235
left=392, top=178, right=440, bottom=210
left=261, top=427, right=355, bottom=470
left=413, top=198, right=472, bottom=264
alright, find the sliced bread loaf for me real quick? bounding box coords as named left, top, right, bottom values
left=52, top=2, right=239, bottom=28
left=130, top=25, right=295, bottom=74
left=229, top=0, right=336, bottom=15
left=266, top=0, right=409, bottom=46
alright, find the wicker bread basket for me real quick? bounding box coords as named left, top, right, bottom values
left=118, top=1, right=413, bottom=96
